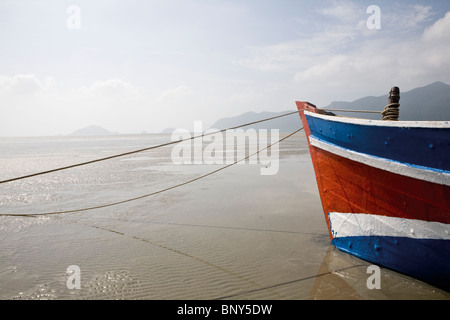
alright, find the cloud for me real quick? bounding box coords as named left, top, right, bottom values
left=0, top=74, right=43, bottom=96
left=234, top=42, right=309, bottom=73
left=422, top=11, right=450, bottom=42
left=0, top=75, right=215, bottom=136
left=235, top=4, right=450, bottom=105
left=234, top=2, right=367, bottom=74
left=320, top=0, right=361, bottom=22
left=323, top=3, right=433, bottom=34
left=157, top=85, right=193, bottom=102
left=74, top=78, right=141, bottom=103
left=91, top=78, right=136, bottom=94
left=0, top=74, right=53, bottom=136
left=294, top=10, right=450, bottom=80
left=0, top=75, right=150, bottom=136
left=389, top=5, right=433, bottom=32
left=1, top=2, right=449, bottom=137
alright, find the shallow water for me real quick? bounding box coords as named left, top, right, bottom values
left=0, top=133, right=448, bottom=300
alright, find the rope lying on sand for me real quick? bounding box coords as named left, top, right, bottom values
left=0, top=128, right=303, bottom=217
left=1, top=106, right=385, bottom=185
left=0, top=109, right=307, bottom=185
left=0, top=105, right=385, bottom=217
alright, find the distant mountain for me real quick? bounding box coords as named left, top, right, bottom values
left=69, top=125, right=115, bottom=136
left=325, top=81, right=450, bottom=121
left=210, top=111, right=302, bottom=132
left=161, top=128, right=177, bottom=134
left=209, top=81, right=450, bottom=131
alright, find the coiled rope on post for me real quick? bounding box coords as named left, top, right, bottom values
left=0, top=128, right=304, bottom=217
left=381, top=103, right=400, bottom=120
left=381, top=87, right=401, bottom=121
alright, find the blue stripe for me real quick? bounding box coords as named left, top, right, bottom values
left=305, top=114, right=450, bottom=171
left=332, top=236, right=450, bottom=291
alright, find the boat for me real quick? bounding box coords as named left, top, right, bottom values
left=296, top=87, right=450, bottom=291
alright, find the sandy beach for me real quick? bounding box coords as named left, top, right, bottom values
left=0, top=133, right=448, bottom=300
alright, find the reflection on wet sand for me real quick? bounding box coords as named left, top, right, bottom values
left=0, top=134, right=448, bottom=300
left=310, top=245, right=450, bottom=300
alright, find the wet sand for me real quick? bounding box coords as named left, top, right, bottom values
left=0, top=133, right=449, bottom=300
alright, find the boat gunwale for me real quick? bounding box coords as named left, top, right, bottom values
left=304, top=109, right=450, bottom=128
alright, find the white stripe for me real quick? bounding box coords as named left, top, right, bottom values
left=305, top=110, right=450, bottom=128
left=328, top=212, right=450, bottom=240
left=309, top=136, right=450, bottom=186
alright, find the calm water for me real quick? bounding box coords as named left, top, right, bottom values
left=0, top=133, right=448, bottom=300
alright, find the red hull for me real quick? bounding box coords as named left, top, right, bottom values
left=295, top=101, right=450, bottom=291
left=296, top=101, right=450, bottom=240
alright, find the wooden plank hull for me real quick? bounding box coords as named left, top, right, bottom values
left=296, top=101, right=450, bottom=291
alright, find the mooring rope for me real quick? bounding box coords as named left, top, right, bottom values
left=0, top=128, right=304, bottom=217
left=321, top=108, right=382, bottom=114
left=0, top=109, right=306, bottom=185
left=381, top=103, right=400, bottom=120
left=0, top=104, right=386, bottom=217
left=1, top=106, right=385, bottom=185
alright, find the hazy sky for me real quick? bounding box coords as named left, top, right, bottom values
left=1, top=0, right=450, bottom=136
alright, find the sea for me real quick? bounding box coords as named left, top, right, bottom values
left=0, top=132, right=448, bottom=300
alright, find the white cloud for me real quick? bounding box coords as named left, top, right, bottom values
left=311, top=9, right=449, bottom=75
left=73, top=78, right=142, bottom=106
left=90, top=78, right=138, bottom=95
left=1, top=2, right=449, bottom=137
left=0, top=74, right=43, bottom=96
left=0, top=75, right=152, bottom=136
left=320, top=0, right=361, bottom=22
left=422, top=11, right=450, bottom=42
left=235, top=4, right=450, bottom=105
left=235, top=42, right=309, bottom=73
left=0, top=75, right=221, bottom=136
left=235, top=2, right=367, bottom=74
left=389, top=5, right=433, bottom=32
left=157, top=85, right=193, bottom=102
left=294, top=55, right=349, bottom=81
